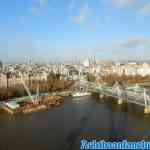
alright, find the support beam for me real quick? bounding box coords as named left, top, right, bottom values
left=144, top=88, right=148, bottom=107
left=35, top=82, right=39, bottom=103
left=19, top=73, right=34, bottom=104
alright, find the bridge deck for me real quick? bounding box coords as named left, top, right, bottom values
left=89, top=84, right=150, bottom=107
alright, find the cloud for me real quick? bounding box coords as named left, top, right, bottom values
left=115, top=37, right=150, bottom=48
left=31, top=0, right=49, bottom=16
left=71, top=2, right=89, bottom=23
left=112, top=0, right=137, bottom=8
left=138, top=2, right=150, bottom=15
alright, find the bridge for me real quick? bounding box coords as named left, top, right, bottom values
left=86, top=81, right=150, bottom=114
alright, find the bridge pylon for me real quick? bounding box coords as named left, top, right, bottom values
left=113, top=81, right=124, bottom=105
left=144, top=88, right=150, bottom=114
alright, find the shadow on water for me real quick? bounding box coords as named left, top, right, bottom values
left=94, top=97, right=150, bottom=141
left=62, top=96, right=150, bottom=149
left=62, top=98, right=98, bottom=150
left=101, top=96, right=150, bottom=141
left=108, top=103, right=128, bottom=141
left=94, top=96, right=129, bottom=141
left=63, top=117, right=87, bottom=150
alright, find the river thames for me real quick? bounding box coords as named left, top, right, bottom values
left=0, top=96, right=150, bottom=150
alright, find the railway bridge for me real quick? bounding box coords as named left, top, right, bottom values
left=87, top=81, right=150, bottom=114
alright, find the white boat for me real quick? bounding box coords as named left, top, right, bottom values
left=72, top=92, right=91, bottom=97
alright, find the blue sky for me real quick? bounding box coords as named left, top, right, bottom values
left=1, top=0, right=150, bottom=62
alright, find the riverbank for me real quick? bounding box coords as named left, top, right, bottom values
left=0, top=79, right=74, bottom=101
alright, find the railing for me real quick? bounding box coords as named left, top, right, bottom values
left=88, top=82, right=150, bottom=107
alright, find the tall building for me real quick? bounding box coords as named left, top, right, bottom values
left=0, top=61, right=3, bottom=70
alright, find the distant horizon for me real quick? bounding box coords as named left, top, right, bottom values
left=2, top=57, right=150, bottom=64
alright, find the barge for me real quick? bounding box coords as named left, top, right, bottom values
left=2, top=96, right=64, bottom=115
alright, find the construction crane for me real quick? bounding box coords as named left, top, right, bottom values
left=19, top=72, right=35, bottom=104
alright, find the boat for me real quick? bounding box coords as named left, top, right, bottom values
left=72, top=81, right=91, bottom=98
left=72, top=92, right=91, bottom=97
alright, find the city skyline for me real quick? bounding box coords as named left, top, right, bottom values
left=1, top=0, right=150, bottom=62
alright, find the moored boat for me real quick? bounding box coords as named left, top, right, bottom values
left=72, top=92, right=91, bottom=97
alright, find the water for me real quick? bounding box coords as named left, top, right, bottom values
left=0, top=96, right=150, bottom=150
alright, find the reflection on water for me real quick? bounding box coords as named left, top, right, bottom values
left=0, top=96, right=150, bottom=150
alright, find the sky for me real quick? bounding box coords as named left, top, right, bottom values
left=1, top=0, right=150, bottom=62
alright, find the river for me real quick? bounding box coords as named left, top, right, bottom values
left=0, top=96, right=150, bottom=150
